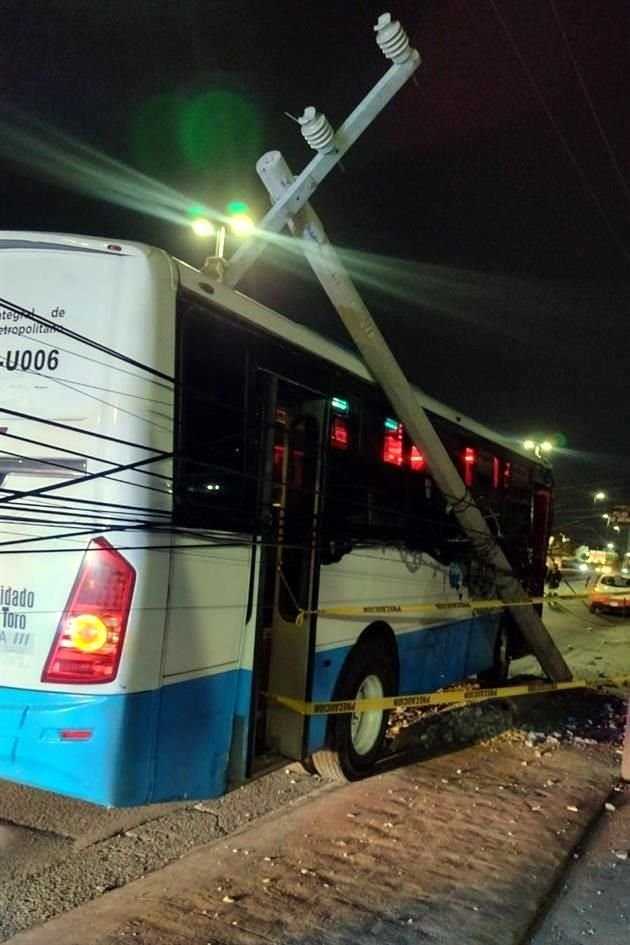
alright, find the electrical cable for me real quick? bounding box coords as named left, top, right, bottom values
left=0, top=295, right=174, bottom=382
left=548, top=0, right=630, bottom=211
left=0, top=441, right=169, bottom=485
left=40, top=373, right=173, bottom=433
left=0, top=452, right=172, bottom=506
left=487, top=0, right=630, bottom=268
left=0, top=490, right=170, bottom=518
left=0, top=405, right=164, bottom=454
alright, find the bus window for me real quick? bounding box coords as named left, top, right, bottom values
left=174, top=299, right=257, bottom=531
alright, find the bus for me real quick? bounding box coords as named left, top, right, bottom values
left=0, top=231, right=553, bottom=806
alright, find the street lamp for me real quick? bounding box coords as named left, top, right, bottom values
left=190, top=217, right=216, bottom=238
left=593, top=491, right=607, bottom=503
left=229, top=213, right=255, bottom=237
left=189, top=202, right=256, bottom=271
left=523, top=438, right=553, bottom=459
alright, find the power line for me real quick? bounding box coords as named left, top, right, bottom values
left=0, top=406, right=164, bottom=454
left=43, top=373, right=172, bottom=433
left=487, top=0, right=630, bottom=268
left=0, top=452, right=172, bottom=507
left=0, top=296, right=174, bottom=382
left=548, top=0, right=630, bottom=211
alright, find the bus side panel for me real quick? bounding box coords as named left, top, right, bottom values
left=150, top=541, right=257, bottom=802
left=307, top=613, right=500, bottom=754
left=151, top=668, right=253, bottom=801
left=305, top=550, right=501, bottom=754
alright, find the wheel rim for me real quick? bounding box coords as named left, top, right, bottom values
left=350, top=673, right=384, bottom=756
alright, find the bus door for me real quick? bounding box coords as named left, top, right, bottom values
left=255, top=376, right=326, bottom=764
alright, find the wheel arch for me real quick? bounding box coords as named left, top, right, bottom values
left=310, top=621, right=400, bottom=777
left=331, top=621, right=400, bottom=700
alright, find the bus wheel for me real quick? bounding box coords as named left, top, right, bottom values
left=477, top=623, right=510, bottom=688
left=310, top=641, right=395, bottom=782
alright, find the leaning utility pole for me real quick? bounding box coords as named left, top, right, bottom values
left=222, top=13, right=572, bottom=682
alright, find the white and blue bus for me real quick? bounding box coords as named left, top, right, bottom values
left=0, top=232, right=553, bottom=806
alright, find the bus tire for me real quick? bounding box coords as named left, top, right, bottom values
left=477, top=622, right=510, bottom=688
left=310, top=639, right=395, bottom=782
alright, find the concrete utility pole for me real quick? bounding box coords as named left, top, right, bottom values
left=226, top=13, right=572, bottom=682
left=257, top=151, right=571, bottom=682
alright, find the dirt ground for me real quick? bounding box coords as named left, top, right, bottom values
left=7, top=691, right=626, bottom=945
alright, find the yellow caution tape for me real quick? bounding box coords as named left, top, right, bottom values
left=266, top=675, right=630, bottom=717
left=295, top=592, right=590, bottom=627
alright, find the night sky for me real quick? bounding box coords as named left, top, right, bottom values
left=2, top=0, right=629, bottom=543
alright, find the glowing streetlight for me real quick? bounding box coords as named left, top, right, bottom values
left=606, top=542, right=615, bottom=550
left=189, top=201, right=255, bottom=262
left=229, top=213, right=255, bottom=237
left=593, top=491, right=607, bottom=503
left=523, top=438, right=553, bottom=459
left=190, top=217, right=215, bottom=238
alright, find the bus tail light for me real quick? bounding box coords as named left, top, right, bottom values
left=42, top=538, right=136, bottom=685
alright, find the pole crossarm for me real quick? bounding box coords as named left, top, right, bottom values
left=224, top=48, right=420, bottom=288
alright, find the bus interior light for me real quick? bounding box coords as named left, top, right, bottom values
left=410, top=446, right=425, bottom=471
left=383, top=420, right=404, bottom=466
left=330, top=416, right=349, bottom=449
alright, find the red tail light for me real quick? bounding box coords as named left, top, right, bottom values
left=42, top=538, right=136, bottom=685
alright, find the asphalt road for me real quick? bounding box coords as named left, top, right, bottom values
left=0, top=593, right=627, bottom=941
left=520, top=585, right=630, bottom=680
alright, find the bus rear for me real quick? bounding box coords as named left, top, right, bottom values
left=0, top=233, right=175, bottom=805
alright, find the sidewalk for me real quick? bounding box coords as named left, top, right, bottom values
left=6, top=694, right=625, bottom=945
